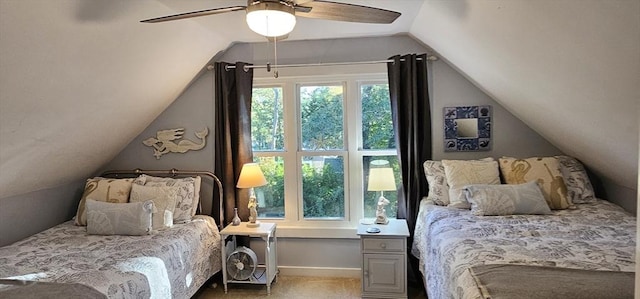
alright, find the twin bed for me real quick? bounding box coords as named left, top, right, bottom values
left=412, top=156, right=636, bottom=299
left=0, top=169, right=225, bottom=299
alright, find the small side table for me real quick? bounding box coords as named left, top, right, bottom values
left=357, top=218, right=410, bottom=299
left=220, top=222, right=278, bottom=295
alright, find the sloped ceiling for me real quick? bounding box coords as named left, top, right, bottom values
left=411, top=0, right=639, bottom=190
left=0, top=0, right=421, bottom=199
left=0, top=0, right=637, bottom=200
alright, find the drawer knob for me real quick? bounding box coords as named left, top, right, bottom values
left=380, top=243, right=386, bottom=249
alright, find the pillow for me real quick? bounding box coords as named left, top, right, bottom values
left=442, top=159, right=500, bottom=209
left=129, top=184, right=178, bottom=230
left=134, top=175, right=198, bottom=223
left=423, top=161, right=450, bottom=206
left=423, top=158, right=495, bottom=206
left=555, top=155, right=596, bottom=204
left=499, top=157, right=571, bottom=209
left=74, top=177, right=135, bottom=226
left=464, top=182, right=552, bottom=216
left=191, top=176, right=202, bottom=216
left=86, top=199, right=153, bottom=235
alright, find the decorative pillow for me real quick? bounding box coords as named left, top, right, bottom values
left=129, top=184, right=178, bottom=230
left=442, top=159, right=500, bottom=209
left=134, top=175, right=198, bottom=223
left=464, top=181, right=552, bottom=216
left=191, top=176, right=202, bottom=215
left=555, top=155, right=596, bottom=204
left=86, top=199, right=153, bottom=235
left=423, top=161, right=450, bottom=206
left=423, top=158, right=495, bottom=206
left=74, top=177, right=135, bottom=226
left=499, top=157, right=571, bottom=209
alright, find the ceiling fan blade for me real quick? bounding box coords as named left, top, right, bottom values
left=292, top=0, right=315, bottom=5
left=295, top=1, right=400, bottom=24
left=140, top=6, right=246, bottom=23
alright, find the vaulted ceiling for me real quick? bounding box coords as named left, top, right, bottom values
left=0, top=0, right=638, bottom=200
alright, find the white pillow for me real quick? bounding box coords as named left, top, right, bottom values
left=464, top=181, right=552, bottom=216
left=86, top=199, right=153, bottom=235
left=442, top=159, right=500, bottom=209
left=134, top=174, right=198, bottom=223
left=129, top=184, right=178, bottom=230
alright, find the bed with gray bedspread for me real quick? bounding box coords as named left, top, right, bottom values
left=0, top=215, right=221, bottom=298
left=412, top=199, right=636, bottom=299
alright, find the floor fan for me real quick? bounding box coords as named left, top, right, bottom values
left=227, top=246, right=258, bottom=281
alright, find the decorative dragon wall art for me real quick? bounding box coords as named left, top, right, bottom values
left=143, top=127, right=208, bottom=159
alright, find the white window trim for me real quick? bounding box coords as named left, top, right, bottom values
left=253, top=65, right=393, bottom=238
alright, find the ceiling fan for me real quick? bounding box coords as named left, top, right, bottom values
left=140, top=0, right=401, bottom=37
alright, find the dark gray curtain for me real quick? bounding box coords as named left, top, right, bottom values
left=214, top=61, right=254, bottom=225
left=387, top=53, right=431, bottom=237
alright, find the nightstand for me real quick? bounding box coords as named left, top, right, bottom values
left=220, top=222, right=278, bottom=295
left=357, top=218, right=410, bottom=298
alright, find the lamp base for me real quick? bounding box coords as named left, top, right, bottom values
left=375, top=216, right=389, bottom=225
left=246, top=221, right=261, bottom=228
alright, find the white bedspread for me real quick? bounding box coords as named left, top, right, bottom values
left=0, top=215, right=221, bottom=299
left=412, top=199, right=636, bottom=299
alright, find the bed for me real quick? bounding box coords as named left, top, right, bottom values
left=0, top=169, right=225, bottom=299
left=414, top=157, right=636, bottom=299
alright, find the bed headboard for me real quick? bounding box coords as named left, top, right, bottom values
left=101, top=168, right=225, bottom=230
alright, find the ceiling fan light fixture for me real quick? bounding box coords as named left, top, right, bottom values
left=246, top=1, right=296, bottom=37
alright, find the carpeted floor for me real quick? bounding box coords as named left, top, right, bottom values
left=194, top=275, right=427, bottom=299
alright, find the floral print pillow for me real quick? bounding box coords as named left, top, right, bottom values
left=555, top=155, right=596, bottom=204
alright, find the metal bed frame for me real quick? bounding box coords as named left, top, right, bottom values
left=101, top=168, right=225, bottom=230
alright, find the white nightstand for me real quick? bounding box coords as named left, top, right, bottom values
left=220, top=222, right=278, bottom=295
left=357, top=218, right=410, bottom=299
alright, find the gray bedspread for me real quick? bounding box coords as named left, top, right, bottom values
left=0, top=215, right=221, bottom=299
left=469, top=264, right=634, bottom=299
left=412, top=199, right=636, bottom=299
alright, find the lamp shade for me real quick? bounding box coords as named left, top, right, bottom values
left=246, top=1, right=296, bottom=37
left=367, top=167, right=396, bottom=191
left=237, top=163, right=268, bottom=188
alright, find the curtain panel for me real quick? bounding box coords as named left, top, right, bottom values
left=387, top=54, right=432, bottom=237
left=214, top=62, right=254, bottom=225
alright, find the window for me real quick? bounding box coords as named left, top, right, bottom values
left=251, top=71, right=399, bottom=231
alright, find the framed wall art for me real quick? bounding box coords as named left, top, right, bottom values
left=443, top=105, right=491, bottom=151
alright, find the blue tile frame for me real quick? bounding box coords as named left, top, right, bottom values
left=443, top=105, right=492, bottom=151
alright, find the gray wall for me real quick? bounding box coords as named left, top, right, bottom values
left=0, top=180, right=84, bottom=246
left=104, top=35, right=565, bottom=273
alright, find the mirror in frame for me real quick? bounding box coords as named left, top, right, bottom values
left=444, top=105, right=491, bottom=151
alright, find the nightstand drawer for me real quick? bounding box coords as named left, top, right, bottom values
left=362, top=238, right=405, bottom=252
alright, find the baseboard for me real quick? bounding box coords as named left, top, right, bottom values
left=278, top=266, right=361, bottom=278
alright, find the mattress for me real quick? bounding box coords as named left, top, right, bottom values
left=412, top=199, right=636, bottom=299
left=0, top=215, right=221, bottom=299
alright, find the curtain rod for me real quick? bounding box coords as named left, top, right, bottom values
left=206, top=55, right=438, bottom=71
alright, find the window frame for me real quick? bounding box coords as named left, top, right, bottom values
left=251, top=66, right=394, bottom=238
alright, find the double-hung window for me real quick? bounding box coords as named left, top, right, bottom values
left=251, top=68, right=399, bottom=235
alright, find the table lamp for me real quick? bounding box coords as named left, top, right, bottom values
left=367, top=165, right=396, bottom=225
left=236, top=163, right=268, bottom=227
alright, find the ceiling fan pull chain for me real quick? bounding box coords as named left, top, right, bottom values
left=273, top=37, right=279, bottom=78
